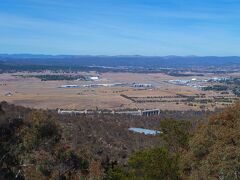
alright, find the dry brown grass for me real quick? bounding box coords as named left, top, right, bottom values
left=0, top=72, right=239, bottom=111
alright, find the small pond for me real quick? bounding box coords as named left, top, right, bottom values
left=129, top=128, right=161, bottom=135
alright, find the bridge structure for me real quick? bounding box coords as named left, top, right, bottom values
left=114, top=110, right=142, bottom=116
left=141, top=109, right=160, bottom=116
left=58, top=108, right=160, bottom=117
left=57, top=109, right=87, bottom=115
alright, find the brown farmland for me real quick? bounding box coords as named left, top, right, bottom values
left=0, top=72, right=239, bottom=111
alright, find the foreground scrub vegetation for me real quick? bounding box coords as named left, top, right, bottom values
left=0, top=102, right=239, bottom=179
left=106, top=103, right=240, bottom=180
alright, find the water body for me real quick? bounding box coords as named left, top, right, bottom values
left=129, top=128, right=161, bottom=135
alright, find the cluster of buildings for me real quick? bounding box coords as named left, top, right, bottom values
left=58, top=74, right=154, bottom=89
left=83, top=76, right=100, bottom=81
left=207, top=77, right=230, bottom=82
left=59, top=83, right=153, bottom=89
left=168, top=78, right=206, bottom=89
left=59, top=83, right=128, bottom=89
left=132, top=83, right=153, bottom=88
left=59, top=85, right=80, bottom=88
left=168, top=77, right=230, bottom=89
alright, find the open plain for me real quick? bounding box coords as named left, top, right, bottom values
left=0, top=71, right=239, bottom=111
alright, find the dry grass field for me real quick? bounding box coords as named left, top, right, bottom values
left=0, top=72, right=239, bottom=111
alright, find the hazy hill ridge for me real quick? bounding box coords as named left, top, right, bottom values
left=1, top=54, right=240, bottom=68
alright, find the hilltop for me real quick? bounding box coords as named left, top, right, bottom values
left=1, top=101, right=240, bottom=179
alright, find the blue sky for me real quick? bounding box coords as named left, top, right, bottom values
left=0, top=0, right=240, bottom=55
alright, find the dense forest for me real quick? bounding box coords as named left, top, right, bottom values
left=0, top=101, right=239, bottom=179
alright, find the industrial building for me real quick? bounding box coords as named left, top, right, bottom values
left=132, top=83, right=153, bottom=88
left=59, top=85, right=80, bottom=88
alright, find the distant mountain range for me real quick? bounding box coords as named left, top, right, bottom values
left=0, top=54, right=240, bottom=68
